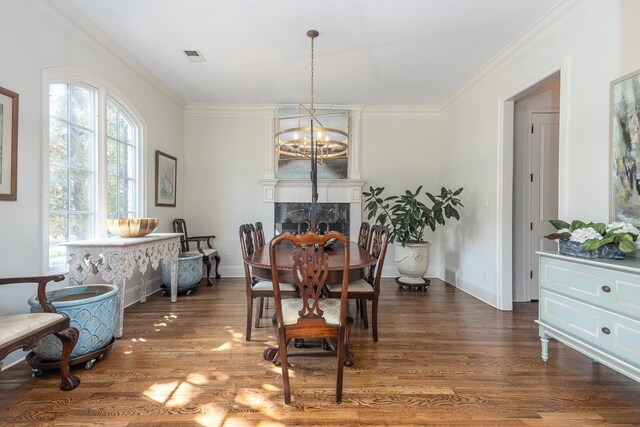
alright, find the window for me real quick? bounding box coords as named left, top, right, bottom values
left=45, top=76, right=143, bottom=271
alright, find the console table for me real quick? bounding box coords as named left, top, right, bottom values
left=61, top=233, right=181, bottom=338
left=536, top=251, right=640, bottom=383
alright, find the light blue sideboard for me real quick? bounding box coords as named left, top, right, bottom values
left=536, top=251, right=640, bottom=383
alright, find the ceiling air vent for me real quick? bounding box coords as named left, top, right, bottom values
left=183, top=50, right=206, bottom=62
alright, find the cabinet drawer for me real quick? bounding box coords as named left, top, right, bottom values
left=540, top=256, right=640, bottom=319
left=540, top=289, right=640, bottom=367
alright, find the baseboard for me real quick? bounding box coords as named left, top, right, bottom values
left=0, top=356, right=26, bottom=372
left=456, top=275, right=498, bottom=308
left=124, top=276, right=163, bottom=309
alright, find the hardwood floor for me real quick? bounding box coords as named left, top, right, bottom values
left=1, top=278, right=639, bottom=426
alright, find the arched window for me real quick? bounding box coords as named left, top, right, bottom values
left=45, top=73, right=143, bottom=271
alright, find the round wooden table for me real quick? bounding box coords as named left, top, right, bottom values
left=247, top=240, right=376, bottom=284
left=246, top=240, right=376, bottom=366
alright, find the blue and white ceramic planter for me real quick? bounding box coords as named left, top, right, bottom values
left=28, top=284, right=118, bottom=360
left=162, top=252, right=203, bottom=289
left=559, top=240, right=626, bottom=260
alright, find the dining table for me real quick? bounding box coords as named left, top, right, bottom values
left=246, top=239, right=377, bottom=366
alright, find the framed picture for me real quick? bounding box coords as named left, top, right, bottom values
left=611, top=68, right=640, bottom=224
left=0, top=86, right=18, bottom=201
left=155, top=150, right=177, bottom=207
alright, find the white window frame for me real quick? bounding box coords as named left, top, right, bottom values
left=42, top=69, right=146, bottom=274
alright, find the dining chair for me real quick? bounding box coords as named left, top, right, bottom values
left=172, top=218, right=221, bottom=284
left=327, top=225, right=389, bottom=341
left=254, top=221, right=266, bottom=249
left=357, top=222, right=370, bottom=251
left=269, top=231, right=353, bottom=404
left=240, top=224, right=296, bottom=341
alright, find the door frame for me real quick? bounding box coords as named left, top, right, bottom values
left=524, top=110, right=559, bottom=301
left=495, top=59, right=570, bottom=311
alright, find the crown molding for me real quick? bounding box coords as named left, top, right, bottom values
left=36, top=0, right=185, bottom=109
left=184, top=104, right=279, bottom=117
left=184, top=103, right=439, bottom=118
left=439, top=0, right=598, bottom=111
left=363, top=105, right=439, bottom=117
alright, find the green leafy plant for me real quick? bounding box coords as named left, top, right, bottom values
left=545, top=219, right=639, bottom=253
left=362, top=186, right=464, bottom=246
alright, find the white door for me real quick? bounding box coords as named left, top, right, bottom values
left=529, top=112, right=559, bottom=300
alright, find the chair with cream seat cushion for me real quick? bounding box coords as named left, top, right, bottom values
left=269, top=231, right=353, bottom=404
left=240, top=224, right=296, bottom=341
left=0, top=275, right=80, bottom=391
left=327, top=225, right=389, bottom=341
left=173, top=218, right=221, bottom=285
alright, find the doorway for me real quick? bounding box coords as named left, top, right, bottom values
left=512, top=74, right=560, bottom=302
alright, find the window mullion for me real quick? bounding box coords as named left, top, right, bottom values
left=95, top=88, right=107, bottom=236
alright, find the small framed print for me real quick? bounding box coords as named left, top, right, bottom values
left=0, top=86, right=18, bottom=201
left=155, top=150, right=177, bottom=207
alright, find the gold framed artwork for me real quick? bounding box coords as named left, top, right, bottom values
left=611, top=68, right=640, bottom=224
left=0, top=86, right=18, bottom=201
left=155, top=150, right=177, bottom=207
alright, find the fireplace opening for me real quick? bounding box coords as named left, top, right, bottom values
left=275, top=203, right=350, bottom=237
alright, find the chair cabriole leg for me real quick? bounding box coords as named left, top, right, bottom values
left=55, top=327, right=81, bottom=391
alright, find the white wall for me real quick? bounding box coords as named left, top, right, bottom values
left=183, top=106, right=441, bottom=279
left=0, top=0, right=184, bottom=368
left=438, top=0, right=639, bottom=308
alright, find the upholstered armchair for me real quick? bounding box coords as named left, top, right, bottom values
left=0, top=275, right=80, bottom=391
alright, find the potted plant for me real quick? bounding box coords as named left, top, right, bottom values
left=545, top=220, right=639, bottom=259
left=363, top=186, right=464, bottom=285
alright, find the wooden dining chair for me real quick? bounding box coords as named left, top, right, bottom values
left=173, top=218, right=221, bottom=284
left=357, top=222, right=370, bottom=251
left=240, top=224, right=296, bottom=341
left=254, top=221, right=266, bottom=249
left=269, top=231, right=353, bottom=404
left=327, top=225, right=389, bottom=341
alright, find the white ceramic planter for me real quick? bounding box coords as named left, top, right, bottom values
left=394, top=242, right=431, bottom=284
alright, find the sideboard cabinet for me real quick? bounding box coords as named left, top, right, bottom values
left=536, top=251, right=640, bottom=383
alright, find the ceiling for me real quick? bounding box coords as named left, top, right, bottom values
left=68, top=0, right=562, bottom=106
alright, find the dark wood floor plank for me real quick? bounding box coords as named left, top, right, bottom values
left=1, top=278, right=639, bottom=425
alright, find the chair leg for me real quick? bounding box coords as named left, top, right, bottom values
left=336, top=326, right=346, bottom=403
left=246, top=294, right=254, bottom=341
left=214, top=255, right=221, bottom=279
left=265, top=297, right=269, bottom=310
left=203, top=255, right=213, bottom=286
left=54, top=327, right=81, bottom=391
left=277, top=328, right=291, bottom=404
left=255, top=297, right=264, bottom=328
left=361, top=299, right=369, bottom=329
left=372, top=297, right=379, bottom=342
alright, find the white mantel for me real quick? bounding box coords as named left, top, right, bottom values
left=259, top=179, right=367, bottom=240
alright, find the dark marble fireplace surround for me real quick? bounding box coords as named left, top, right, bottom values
left=275, top=202, right=350, bottom=237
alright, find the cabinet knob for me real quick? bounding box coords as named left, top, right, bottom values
left=601, top=327, right=611, bottom=335
left=601, top=285, right=611, bottom=293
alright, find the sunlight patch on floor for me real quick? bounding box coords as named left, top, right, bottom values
left=269, top=366, right=295, bottom=378
left=213, top=342, right=232, bottom=351
left=194, top=403, right=227, bottom=427
left=262, top=383, right=281, bottom=392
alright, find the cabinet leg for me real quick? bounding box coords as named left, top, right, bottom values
left=540, top=335, right=549, bottom=362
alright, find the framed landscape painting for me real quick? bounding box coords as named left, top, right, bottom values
left=0, top=86, right=18, bottom=201
left=155, top=150, right=177, bottom=207
left=611, top=68, right=640, bottom=225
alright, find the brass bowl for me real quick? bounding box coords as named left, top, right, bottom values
left=106, top=218, right=158, bottom=238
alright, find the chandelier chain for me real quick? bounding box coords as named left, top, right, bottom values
left=310, top=35, right=315, bottom=112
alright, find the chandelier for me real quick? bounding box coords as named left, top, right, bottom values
left=275, top=30, right=349, bottom=165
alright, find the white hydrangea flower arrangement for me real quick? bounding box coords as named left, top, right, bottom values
left=545, top=219, right=639, bottom=253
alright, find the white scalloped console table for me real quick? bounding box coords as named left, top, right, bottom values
left=61, top=233, right=181, bottom=338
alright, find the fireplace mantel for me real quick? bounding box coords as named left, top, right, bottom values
left=259, top=179, right=367, bottom=240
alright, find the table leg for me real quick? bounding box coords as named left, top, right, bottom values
left=170, top=259, right=178, bottom=303
left=114, top=277, right=126, bottom=338
left=140, top=272, right=147, bottom=304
